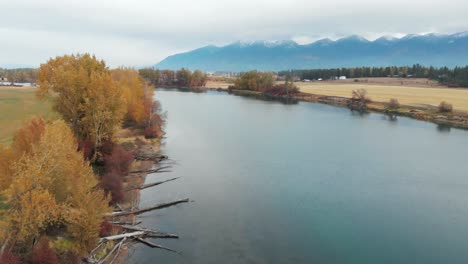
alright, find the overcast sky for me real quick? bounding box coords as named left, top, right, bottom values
left=1, top=0, right=467, bottom=68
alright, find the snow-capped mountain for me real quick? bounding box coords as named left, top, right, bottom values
left=155, top=32, right=468, bottom=71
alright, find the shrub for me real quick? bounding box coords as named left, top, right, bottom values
left=351, top=88, right=370, bottom=102
left=99, top=220, right=113, bottom=237
left=438, top=101, right=453, bottom=113
left=101, top=169, right=124, bottom=205
left=0, top=251, right=20, bottom=264
left=387, top=98, right=400, bottom=110
left=104, top=144, right=134, bottom=175
left=32, top=237, right=58, bottom=264
left=264, top=84, right=299, bottom=96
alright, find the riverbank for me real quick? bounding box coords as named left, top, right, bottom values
left=205, top=86, right=468, bottom=130
left=107, top=127, right=165, bottom=263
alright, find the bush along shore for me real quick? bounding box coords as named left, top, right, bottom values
left=0, top=54, right=189, bottom=263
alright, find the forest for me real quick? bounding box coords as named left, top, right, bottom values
left=278, top=64, right=468, bottom=87
left=0, top=54, right=163, bottom=263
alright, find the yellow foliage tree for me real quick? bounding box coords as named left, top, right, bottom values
left=37, top=54, right=126, bottom=159
left=1, top=120, right=110, bottom=255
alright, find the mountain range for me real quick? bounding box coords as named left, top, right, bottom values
left=155, top=32, right=468, bottom=71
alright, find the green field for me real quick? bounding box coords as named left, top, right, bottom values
left=0, top=86, right=56, bottom=144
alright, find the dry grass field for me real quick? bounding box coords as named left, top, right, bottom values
left=296, top=82, right=468, bottom=112
left=205, top=80, right=232, bottom=89
left=0, top=86, right=56, bottom=144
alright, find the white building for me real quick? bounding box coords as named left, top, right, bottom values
left=339, top=76, right=347, bottom=80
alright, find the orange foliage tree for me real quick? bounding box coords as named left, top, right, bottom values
left=111, top=67, right=154, bottom=125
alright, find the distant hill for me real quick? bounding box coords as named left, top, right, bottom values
left=155, top=32, right=468, bottom=71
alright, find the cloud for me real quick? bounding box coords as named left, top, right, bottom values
left=1, top=0, right=467, bottom=67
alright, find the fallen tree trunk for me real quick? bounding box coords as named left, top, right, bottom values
left=109, top=198, right=190, bottom=217
left=121, top=225, right=179, bottom=238
left=111, top=220, right=142, bottom=226
left=99, top=231, right=146, bottom=242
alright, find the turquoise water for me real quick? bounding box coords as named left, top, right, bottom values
left=128, top=89, right=468, bottom=264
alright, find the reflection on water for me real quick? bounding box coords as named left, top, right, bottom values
left=129, top=90, right=468, bottom=264
left=437, top=123, right=452, bottom=133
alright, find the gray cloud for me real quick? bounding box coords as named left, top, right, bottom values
left=1, top=0, right=467, bottom=67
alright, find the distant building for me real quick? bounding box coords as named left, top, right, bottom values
left=339, top=76, right=347, bottom=80
left=317, top=78, right=323, bottom=81
left=303, top=79, right=311, bottom=82
left=0, top=77, right=7, bottom=81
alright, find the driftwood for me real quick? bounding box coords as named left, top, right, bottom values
left=109, top=198, right=189, bottom=217
left=125, top=177, right=179, bottom=191
left=135, top=153, right=168, bottom=161
left=135, top=238, right=178, bottom=253
left=121, top=225, right=179, bottom=239
left=111, top=220, right=142, bottom=226
left=99, top=231, right=146, bottom=242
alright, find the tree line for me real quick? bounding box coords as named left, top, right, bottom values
left=0, top=68, right=38, bottom=83
left=139, top=68, right=208, bottom=88
left=278, top=64, right=468, bottom=87
left=0, top=54, right=163, bottom=263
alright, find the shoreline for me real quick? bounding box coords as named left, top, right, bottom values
left=105, top=128, right=165, bottom=263
left=204, top=87, right=468, bottom=130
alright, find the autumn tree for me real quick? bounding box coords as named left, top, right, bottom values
left=37, top=54, right=126, bottom=160
left=0, top=120, right=110, bottom=256
left=112, top=68, right=155, bottom=126
left=176, top=68, right=192, bottom=87
left=234, top=71, right=274, bottom=92
left=138, top=68, right=160, bottom=86
left=190, top=70, right=208, bottom=87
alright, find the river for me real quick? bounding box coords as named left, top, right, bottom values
left=127, top=89, right=468, bottom=264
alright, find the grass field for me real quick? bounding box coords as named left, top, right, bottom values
left=0, top=86, right=56, bottom=144
left=297, top=82, right=468, bottom=112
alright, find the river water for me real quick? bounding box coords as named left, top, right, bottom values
left=127, top=89, right=468, bottom=264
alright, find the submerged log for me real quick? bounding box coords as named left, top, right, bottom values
left=111, top=220, right=142, bottom=226
left=109, top=198, right=190, bottom=217
left=121, top=225, right=179, bottom=239
left=130, top=165, right=172, bottom=174
left=125, top=177, right=179, bottom=191
left=135, top=238, right=178, bottom=253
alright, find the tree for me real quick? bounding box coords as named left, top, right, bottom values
left=37, top=54, right=126, bottom=160
left=386, top=98, right=400, bottom=110
left=176, top=68, right=192, bottom=87
left=1, top=120, right=110, bottom=255
left=438, top=101, right=453, bottom=113
left=112, top=68, right=154, bottom=126
left=190, top=70, right=208, bottom=87
left=234, top=71, right=274, bottom=91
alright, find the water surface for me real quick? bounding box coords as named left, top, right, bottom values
left=128, top=90, right=468, bottom=264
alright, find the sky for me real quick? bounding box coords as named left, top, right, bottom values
left=1, top=0, right=467, bottom=68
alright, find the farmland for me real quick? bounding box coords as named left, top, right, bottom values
left=296, top=81, right=468, bottom=112
left=0, top=86, right=56, bottom=144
